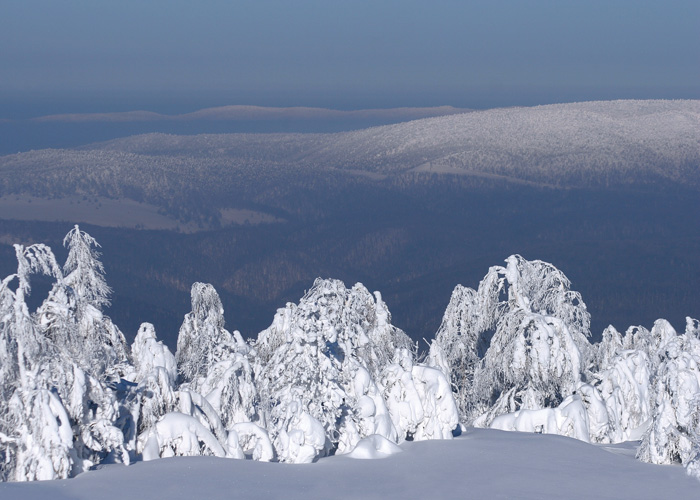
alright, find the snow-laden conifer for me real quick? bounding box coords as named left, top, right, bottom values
left=130, top=323, right=177, bottom=436
left=686, top=317, right=700, bottom=340
left=638, top=333, right=700, bottom=473
left=593, top=349, right=652, bottom=442
left=0, top=244, right=74, bottom=481
left=256, top=279, right=353, bottom=462
left=175, top=283, right=258, bottom=429
left=427, top=284, right=492, bottom=422
left=30, top=228, right=130, bottom=470
left=255, top=279, right=419, bottom=461
left=38, top=225, right=129, bottom=378
left=62, top=225, right=111, bottom=309
left=437, top=255, right=592, bottom=427
left=358, top=290, right=415, bottom=380
left=593, top=325, right=624, bottom=372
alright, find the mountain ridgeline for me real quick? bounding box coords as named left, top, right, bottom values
left=0, top=100, right=698, bottom=347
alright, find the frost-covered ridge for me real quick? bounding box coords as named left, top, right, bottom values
left=1, top=227, right=700, bottom=487
left=303, top=100, right=699, bottom=185
left=0, top=100, right=698, bottom=228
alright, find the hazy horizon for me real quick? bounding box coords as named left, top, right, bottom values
left=2, top=87, right=700, bottom=121
left=2, top=1, right=699, bottom=119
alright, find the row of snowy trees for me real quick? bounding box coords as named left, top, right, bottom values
left=0, top=227, right=458, bottom=481
left=427, top=255, right=700, bottom=479
left=1, top=227, right=698, bottom=482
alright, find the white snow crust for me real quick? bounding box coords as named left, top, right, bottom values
left=1, top=429, right=698, bottom=500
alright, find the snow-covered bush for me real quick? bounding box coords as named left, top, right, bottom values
left=344, top=364, right=397, bottom=446
left=411, top=364, right=459, bottom=440
left=377, top=347, right=459, bottom=443
left=346, top=434, right=403, bottom=460
left=267, top=391, right=329, bottom=463
left=490, top=394, right=590, bottom=442
left=7, top=388, right=74, bottom=481
left=138, top=412, right=227, bottom=460
left=230, top=422, right=274, bottom=462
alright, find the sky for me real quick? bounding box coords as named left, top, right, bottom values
left=1, top=0, right=699, bottom=113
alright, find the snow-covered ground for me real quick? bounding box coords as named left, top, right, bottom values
left=1, top=429, right=697, bottom=500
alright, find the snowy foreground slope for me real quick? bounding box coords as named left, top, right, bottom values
left=1, top=429, right=698, bottom=500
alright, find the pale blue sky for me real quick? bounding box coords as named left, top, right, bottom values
left=1, top=0, right=698, bottom=111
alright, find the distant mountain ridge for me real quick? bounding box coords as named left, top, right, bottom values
left=1, top=100, right=698, bottom=229
left=25, top=105, right=471, bottom=123
left=307, top=99, right=700, bottom=187
left=85, top=99, right=700, bottom=188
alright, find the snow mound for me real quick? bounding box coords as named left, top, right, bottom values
left=490, top=395, right=590, bottom=442
left=346, top=434, right=403, bottom=460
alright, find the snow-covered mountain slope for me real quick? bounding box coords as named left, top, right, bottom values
left=307, top=99, right=700, bottom=188
left=84, top=99, right=700, bottom=188
left=1, top=429, right=697, bottom=500
left=1, top=100, right=698, bottom=206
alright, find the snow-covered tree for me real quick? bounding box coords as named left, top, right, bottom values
left=429, top=256, right=592, bottom=427
left=256, top=280, right=352, bottom=462
left=175, top=283, right=258, bottom=429
left=0, top=244, right=74, bottom=481
left=356, top=289, right=415, bottom=380
left=130, top=323, right=177, bottom=436
left=593, top=325, right=624, bottom=372
left=638, top=333, right=700, bottom=472
left=177, top=283, right=244, bottom=383
left=37, top=225, right=129, bottom=379
left=428, top=284, right=492, bottom=422
left=254, top=279, right=418, bottom=461
left=686, top=317, right=700, bottom=340
left=62, top=225, right=111, bottom=310
left=471, top=255, right=592, bottom=426
left=34, top=229, right=130, bottom=469
left=593, top=349, right=652, bottom=443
